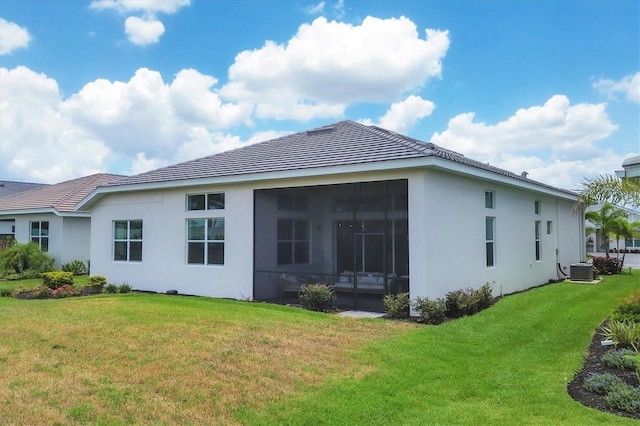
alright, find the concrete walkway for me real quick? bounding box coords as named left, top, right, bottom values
left=338, top=310, right=386, bottom=319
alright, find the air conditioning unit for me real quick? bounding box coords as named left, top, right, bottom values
left=570, top=263, right=594, bottom=281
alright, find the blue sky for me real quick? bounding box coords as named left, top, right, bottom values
left=0, top=0, right=638, bottom=190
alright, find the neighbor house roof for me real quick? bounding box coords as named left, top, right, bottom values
left=80, top=121, right=576, bottom=207
left=0, top=173, right=125, bottom=215
left=0, top=181, right=48, bottom=197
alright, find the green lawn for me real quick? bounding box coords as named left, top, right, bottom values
left=0, top=274, right=638, bottom=425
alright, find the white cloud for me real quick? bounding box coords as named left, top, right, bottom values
left=0, top=67, right=109, bottom=183
left=221, top=16, right=449, bottom=120
left=1, top=66, right=254, bottom=183
left=430, top=95, right=620, bottom=189
left=377, top=95, right=435, bottom=133
left=304, top=2, right=325, bottom=15
left=89, top=0, right=190, bottom=15
left=124, top=16, right=164, bottom=46
left=0, top=18, right=31, bottom=55
left=593, top=72, right=640, bottom=103
left=90, top=0, right=190, bottom=45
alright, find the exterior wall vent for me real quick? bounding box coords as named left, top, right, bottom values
left=570, top=263, right=594, bottom=281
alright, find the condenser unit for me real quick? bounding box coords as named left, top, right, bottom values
left=570, top=263, right=594, bottom=281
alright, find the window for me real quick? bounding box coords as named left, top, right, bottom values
left=187, top=218, right=224, bottom=265
left=277, top=219, right=310, bottom=265
left=114, top=220, right=142, bottom=261
left=30, top=221, right=49, bottom=252
left=534, top=200, right=541, bottom=215
left=277, top=194, right=309, bottom=211
left=547, top=221, right=552, bottom=235
left=486, top=217, right=495, bottom=267
left=535, top=220, right=541, bottom=261
left=485, top=191, right=495, bottom=209
left=187, top=193, right=225, bottom=211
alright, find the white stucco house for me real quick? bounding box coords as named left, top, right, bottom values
left=0, top=173, right=124, bottom=267
left=78, top=121, right=585, bottom=311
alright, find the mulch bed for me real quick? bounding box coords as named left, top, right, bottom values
left=567, top=319, right=640, bottom=420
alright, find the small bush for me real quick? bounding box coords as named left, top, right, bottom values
left=52, top=284, right=76, bottom=298
left=412, top=297, right=446, bottom=325
left=88, top=275, right=107, bottom=287
left=299, top=284, right=336, bottom=312
left=118, top=283, right=133, bottom=293
left=592, top=256, right=621, bottom=275
left=445, top=284, right=493, bottom=318
left=104, top=283, right=119, bottom=294
left=42, top=271, right=74, bottom=289
left=604, top=383, right=640, bottom=414
left=601, top=320, right=640, bottom=351
left=583, top=372, right=624, bottom=394
left=31, top=285, right=54, bottom=299
left=602, top=348, right=638, bottom=371
left=61, top=260, right=89, bottom=275
left=0, top=288, right=13, bottom=297
left=383, top=292, right=410, bottom=319
left=612, top=290, right=640, bottom=323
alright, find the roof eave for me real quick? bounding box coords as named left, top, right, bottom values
left=0, top=208, right=91, bottom=217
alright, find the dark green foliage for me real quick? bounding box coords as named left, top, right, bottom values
left=87, top=275, right=107, bottom=287
left=0, top=242, right=54, bottom=275
left=383, top=292, right=410, bottom=319
left=582, top=372, right=623, bottom=394
left=118, top=283, right=133, bottom=293
left=604, top=383, right=640, bottom=414
left=0, top=288, right=13, bottom=297
left=412, top=297, right=446, bottom=325
left=600, top=320, right=640, bottom=351
left=299, top=284, right=336, bottom=312
left=42, top=271, right=74, bottom=289
left=602, top=348, right=638, bottom=371
left=612, top=289, right=640, bottom=322
left=445, top=283, right=494, bottom=318
left=61, top=260, right=89, bottom=275
left=104, top=283, right=119, bottom=294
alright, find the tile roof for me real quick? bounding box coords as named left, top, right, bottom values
left=0, top=173, right=125, bottom=213
left=0, top=181, right=48, bottom=197
left=100, top=120, right=574, bottom=196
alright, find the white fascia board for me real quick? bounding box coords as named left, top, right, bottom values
left=77, top=156, right=576, bottom=208
left=0, top=208, right=90, bottom=218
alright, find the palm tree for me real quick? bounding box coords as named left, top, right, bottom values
left=575, top=174, right=640, bottom=210
left=584, top=202, right=628, bottom=256
left=609, top=216, right=633, bottom=256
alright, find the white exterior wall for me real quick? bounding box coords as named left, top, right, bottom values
left=90, top=185, right=254, bottom=299
left=410, top=169, right=582, bottom=300
left=61, top=217, right=91, bottom=265
left=88, top=167, right=582, bottom=303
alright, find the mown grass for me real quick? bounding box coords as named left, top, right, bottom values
left=0, top=274, right=638, bottom=425
left=0, top=274, right=91, bottom=292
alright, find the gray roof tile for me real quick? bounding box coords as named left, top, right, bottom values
left=0, top=173, right=125, bottom=213
left=0, top=181, right=48, bottom=197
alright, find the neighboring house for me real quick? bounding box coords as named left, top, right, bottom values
left=78, top=121, right=584, bottom=312
left=0, top=173, right=125, bottom=267
left=615, top=154, right=640, bottom=180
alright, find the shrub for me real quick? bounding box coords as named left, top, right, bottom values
left=445, top=284, right=494, bottom=318
left=601, top=320, right=640, bottom=351
left=602, top=348, right=638, bottom=371
left=118, top=283, right=133, bottom=293
left=592, top=256, right=621, bottom=275
left=0, top=288, right=13, bottom=297
left=604, top=383, right=640, bottom=414
left=42, top=271, right=74, bottom=289
left=88, top=275, right=107, bottom=287
left=612, top=290, right=640, bottom=323
left=299, top=284, right=336, bottom=312
left=61, top=260, right=89, bottom=275
left=583, top=372, right=624, bottom=394
left=412, top=297, right=447, bottom=325
left=104, top=283, right=119, bottom=294
left=31, top=285, right=54, bottom=299
left=0, top=242, right=54, bottom=274
left=383, top=292, right=410, bottom=319
left=52, top=284, right=76, bottom=298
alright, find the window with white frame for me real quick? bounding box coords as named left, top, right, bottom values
left=30, top=221, right=49, bottom=252
left=187, top=193, right=225, bottom=211
left=187, top=218, right=225, bottom=265
left=534, top=200, right=541, bottom=215
left=547, top=220, right=552, bottom=235
left=114, top=220, right=142, bottom=261
left=277, top=218, right=310, bottom=265
left=485, top=191, right=495, bottom=209
left=486, top=217, right=496, bottom=267
left=535, top=220, right=541, bottom=261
